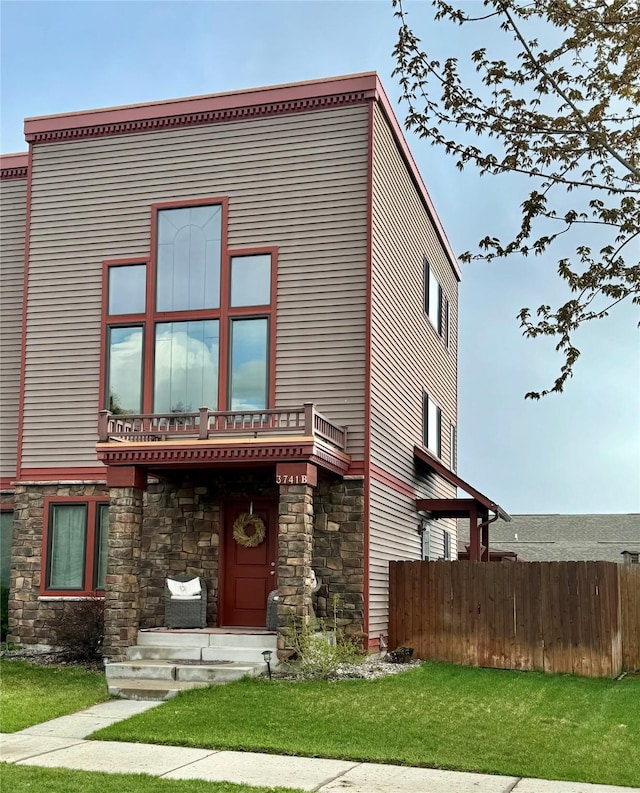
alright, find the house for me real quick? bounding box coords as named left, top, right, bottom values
left=458, top=514, right=640, bottom=563
left=0, top=73, right=508, bottom=662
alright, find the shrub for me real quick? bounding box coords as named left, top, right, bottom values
left=51, top=596, right=105, bottom=663
left=289, top=595, right=364, bottom=680
left=387, top=646, right=414, bottom=664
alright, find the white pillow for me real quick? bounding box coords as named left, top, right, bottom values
left=167, top=578, right=202, bottom=599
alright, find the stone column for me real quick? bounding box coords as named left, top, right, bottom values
left=103, top=485, right=144, bottom=661
left=276, top=483, right=314, bottom=656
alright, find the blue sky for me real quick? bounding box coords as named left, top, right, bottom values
left=2, top=1, right=638, bottom=514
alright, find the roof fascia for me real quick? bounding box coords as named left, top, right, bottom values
left=23, top=73, right=378, bottom=140
left=373, top=77, right=461, bottom=281
left=0, top=152, right=29, bottom=179
left=414, top=444, right=511, bottom=521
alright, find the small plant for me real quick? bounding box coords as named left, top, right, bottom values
left=50, top=595, right=105, bottom=664
left=289, top=594, right=364, bottom=680
left=387, top=646, right=414, bottom=664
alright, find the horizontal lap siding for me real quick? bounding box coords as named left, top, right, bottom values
left=369, top=479, right=456, bottom=636
left=368, top=105, right=458, bottom=636
left=0, top=178, right=27, bottom=480
left=22, top=107, right=368, bottom=468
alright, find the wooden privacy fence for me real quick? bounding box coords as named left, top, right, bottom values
left=389, top=560, right=640, bottom=678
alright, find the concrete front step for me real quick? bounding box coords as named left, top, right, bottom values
left=137, top=630, right=278, bottom=650
left=128, top=645, right=276, bottom=664
left=106, top=659, right=263, bottom=684
left=106, top=678, right=212, bottom=701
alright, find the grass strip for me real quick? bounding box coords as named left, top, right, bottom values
left=92, top=662, right=640, bottom=788
left=0, top=659, right=110, bottom=732
left=1, top=765, right=304, bottom=793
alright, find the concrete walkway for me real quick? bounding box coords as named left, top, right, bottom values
left=1, top=700, right=637, bottom=793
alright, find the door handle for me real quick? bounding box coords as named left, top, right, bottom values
left=270, top=571, right=275, bottom=576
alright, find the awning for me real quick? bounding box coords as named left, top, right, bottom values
left=414, top=445, right=511, bottom=522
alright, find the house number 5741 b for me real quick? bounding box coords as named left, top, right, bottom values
left=276, top=474, right=308, bottom=484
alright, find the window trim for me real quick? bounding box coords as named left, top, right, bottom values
left=423, top=392, right=442, bottom=459
left=100, top=198, right=278, bottom=414
left=41, top=497, right=109, bottom=597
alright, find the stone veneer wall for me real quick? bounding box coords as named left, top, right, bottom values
left=312, top=476, right=365, bottom=643
left=8, top=482, right=109, bottom=647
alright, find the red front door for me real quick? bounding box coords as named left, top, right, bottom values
left=222, top=499, right=277, bottom=627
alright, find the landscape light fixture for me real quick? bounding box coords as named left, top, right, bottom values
left=262, top=649, right=273, bottom=680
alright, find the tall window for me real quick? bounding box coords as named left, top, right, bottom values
left=424, top=258, right=443, bottom=334
left=103, top=200, right=275, bottom=415
left=44, top=501, right=109, bottom=595
left=423, top=393, right=442, bottom=458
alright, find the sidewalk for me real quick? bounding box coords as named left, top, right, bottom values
left=1, top=700, right=637, bottom=793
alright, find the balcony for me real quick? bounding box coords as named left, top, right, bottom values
left=96, top=403, right=350, bottom=474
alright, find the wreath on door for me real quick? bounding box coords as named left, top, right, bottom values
left=232, top=513, right=266, bottom=548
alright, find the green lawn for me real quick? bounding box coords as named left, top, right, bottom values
left=0, top=660, right=110, bottom=732
left=1, top=765, right=303, bottom=793
left=93, top=662, right=640, bottom=788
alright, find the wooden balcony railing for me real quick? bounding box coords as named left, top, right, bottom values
left=97, top=403, right=347, bottom=451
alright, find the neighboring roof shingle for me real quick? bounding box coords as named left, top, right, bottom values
left=459, top=514, right=640, bottom=563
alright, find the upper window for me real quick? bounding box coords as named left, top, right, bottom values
left=108, top=264, right=146, bottom=315
left=44, top=501, right=108, bottom=594
left=424, top=258, right=442, bottom=334
left=103, top=201, right=275, bottom=415
left=156, top=205, right=222, bottom=311
left=423, top=393, right=442, bottom=458
left=230, top=254, right=271, bottom=307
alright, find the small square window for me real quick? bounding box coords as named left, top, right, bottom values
left=230, top=254, right=272, bottom=307
left=108, top=264, right=146, bottom=315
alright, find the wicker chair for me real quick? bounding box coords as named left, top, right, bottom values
left=164, top=574, right=207, bottom=629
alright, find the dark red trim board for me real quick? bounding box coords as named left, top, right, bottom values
left=16, top=145, right=33, bottom=480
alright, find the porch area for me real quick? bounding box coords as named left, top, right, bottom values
left=96, top=404, right=365, bottom=665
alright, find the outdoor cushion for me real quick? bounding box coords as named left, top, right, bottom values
left=167, top=577, right=202, bottom=600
